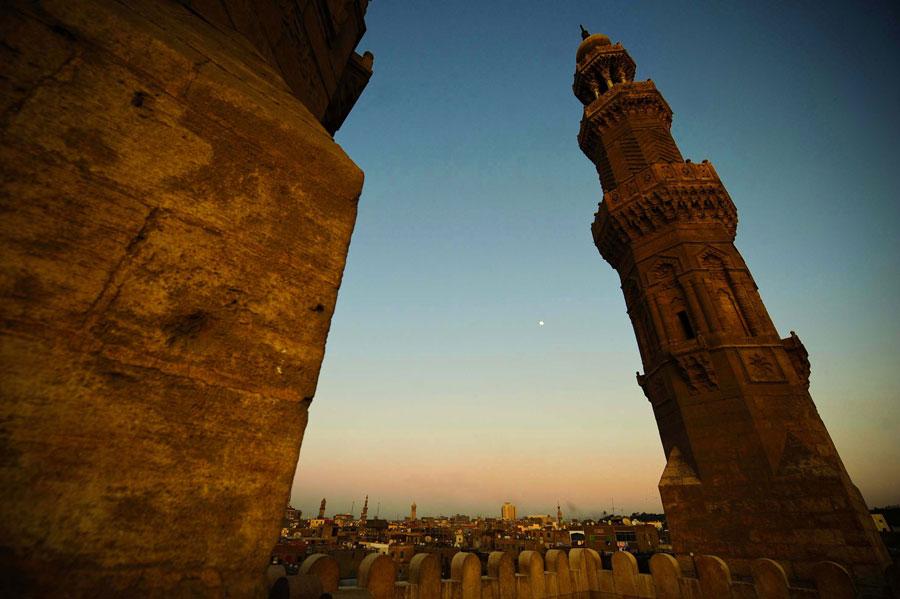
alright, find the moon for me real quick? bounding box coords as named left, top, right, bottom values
left=538, top=320, right=545, bottom=327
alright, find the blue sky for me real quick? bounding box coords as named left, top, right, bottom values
left=290, top=1, right=900, bottom=520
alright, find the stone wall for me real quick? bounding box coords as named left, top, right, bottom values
left=270, top=549, right=878, bottom=599
left=179, top=0, right=373, bottom=134
left=0, top=0, right=368, bottom=595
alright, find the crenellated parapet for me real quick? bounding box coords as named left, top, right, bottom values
left=269, top=549, right=861, bottom=599
left=592, top=162, right=738, bottom=271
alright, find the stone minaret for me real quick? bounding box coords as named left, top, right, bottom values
left=573, top=30, right=889, bottom=585
left=411, top=502, right=417, bottom=521
left=360, top=495, right=369, bottom=525
left=318, top=498, right=327, bottom=520
left=556, top=502, right=562, bottom=526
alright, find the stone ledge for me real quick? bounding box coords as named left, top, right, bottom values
left=591, top=162, right=738, bottom=269
left=275, top=550, right=867, bottom=599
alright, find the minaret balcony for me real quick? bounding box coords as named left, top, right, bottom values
left=573, top=40, right=637, bottom=104
left=591, top=161, right=738, bottom=269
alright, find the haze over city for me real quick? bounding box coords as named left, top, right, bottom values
left=289, top=1, right=900, bottom=519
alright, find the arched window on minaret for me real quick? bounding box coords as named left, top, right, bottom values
left=671, top=297, right=696, bottom=341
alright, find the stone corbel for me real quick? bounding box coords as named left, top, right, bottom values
left=782, top=331, right=811, bottom=388
left=673, top=350, right=718, bottom=394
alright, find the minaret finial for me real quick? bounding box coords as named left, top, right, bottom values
left=580, top=24, right=590, bottom=40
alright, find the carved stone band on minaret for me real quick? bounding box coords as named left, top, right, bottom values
left=578, top=82, right=673, bottom=151
left=591, top=161, right=738, bottom=271
left=578, top=81, right=683, bottom=192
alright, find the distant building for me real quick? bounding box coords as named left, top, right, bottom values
left=537, top=528, right=571, bottom=547
left=389, top=543, right=416, bottom=577
left=333, top=513, right=354, bottom=527
left=582, top=523, right=660, bottom=553
left=366, top=518, right=389, bottom=531
left=284, top=505, right=301, bottom=528
left=410, top=502, right=417, bottom=521
left=525, top=514, right=553, bottom=527
left=501, top=502, right=517, bottom=521
left=450, top=514, right=470, bottom=526
left=271, top=539, right=308, bottom=565
left=872, top=513, right=891, bottom=533
left=361, top=542, right=389, bottom=555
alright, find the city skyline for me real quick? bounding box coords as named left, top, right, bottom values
left=290, top=2, right=900, bottom=517
left=288, top=497, right=648, bottom=522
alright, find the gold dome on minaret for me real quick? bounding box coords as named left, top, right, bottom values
left=576, top=27, right=611, bottom=64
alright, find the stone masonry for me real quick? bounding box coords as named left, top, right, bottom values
left=573, top=31, right=890, bottom=591
left=268, top=548, right=863, bottom=599
left=0, top=0, right=371, bottom=595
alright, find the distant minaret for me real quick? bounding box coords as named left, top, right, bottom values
left=410, top=501, right=417, bottom=521
left=556, top=501, right=562, bottom=526
left=318, top=498, right=326, bottom=519
left=360, top=495, right=369, bottom=524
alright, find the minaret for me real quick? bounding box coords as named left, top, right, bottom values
left=360, top=495, right=369, bottom=526
left=573, top=29, right=889, bottom=585
left=410, top=501, right=417, bottom=521
left=556, top=502, right=562, bottom=526
left=318, top=498, right=326, bottom=519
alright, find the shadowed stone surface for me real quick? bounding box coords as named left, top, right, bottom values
left=358, top=554, right=397, bottom=599
left=451, top=552, right=482, bottom=599
left=488, top=552, right=517, bottom=599
left=290, top=549, right=861, bottom=599
left=574, top=32, right=890, bottom=592
left=751, top=558, right=791, bottom=599
left=300, top=554, right=341, bottom=593
left=410, top=553, right=443, bottom=599
left=0, top=0, right=369, bottom=595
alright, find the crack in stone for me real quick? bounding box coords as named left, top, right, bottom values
left=0, top=47, right=80, bottom=129
left=181, top=58, right=211, bottom=98
left=79, top=206, right=162, bottom=334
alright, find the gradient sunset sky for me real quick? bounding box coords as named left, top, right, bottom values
left=289, top=1, right=900, bottom=520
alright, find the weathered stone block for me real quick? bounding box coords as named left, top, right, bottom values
left=0, top=0, right=366, bottom=595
